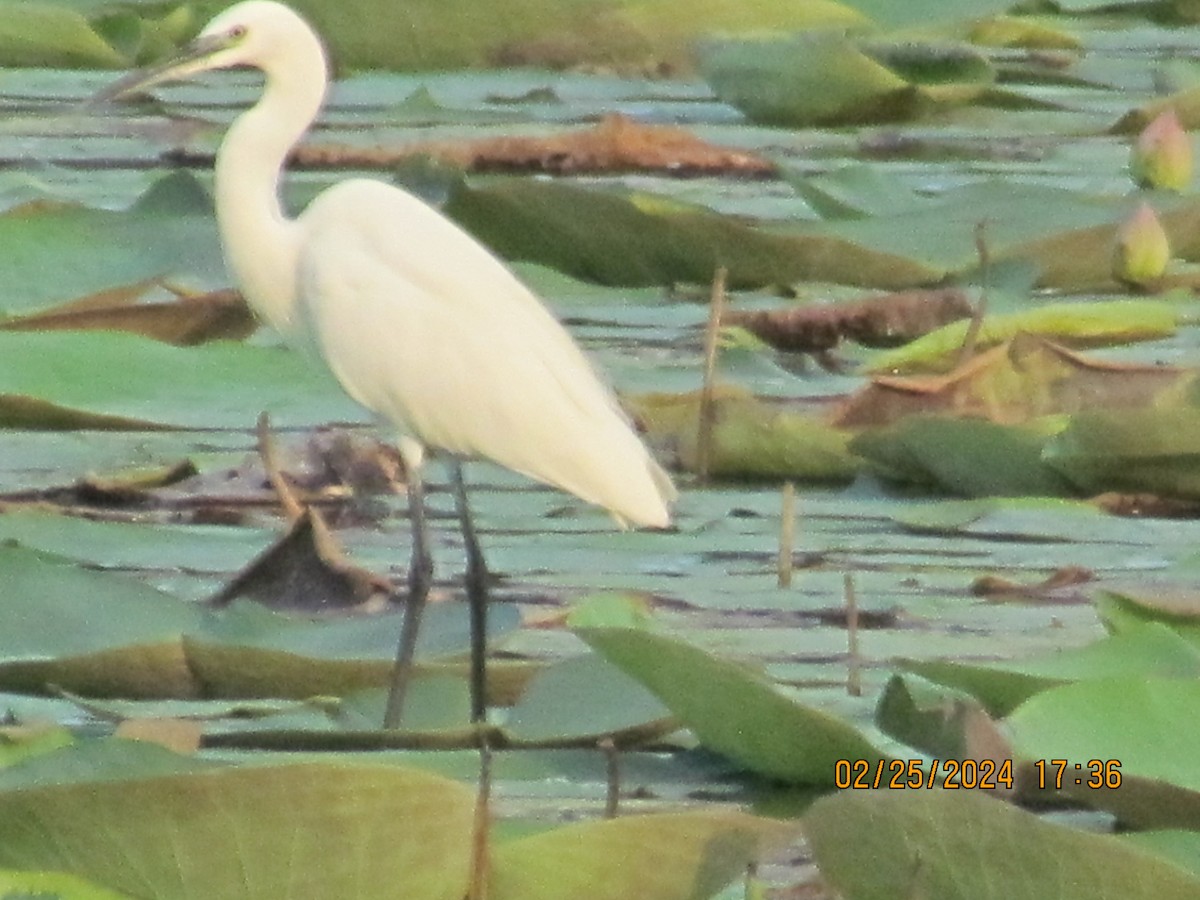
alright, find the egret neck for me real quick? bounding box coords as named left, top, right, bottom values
left=214, top=26, right=326, bottom=343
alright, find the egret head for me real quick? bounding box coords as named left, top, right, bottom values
left=93, top=1, right=322, bottom=102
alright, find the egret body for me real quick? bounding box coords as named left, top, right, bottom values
left=99, top=0, right=675, bottom=726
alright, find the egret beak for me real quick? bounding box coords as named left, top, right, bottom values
left=89, top=32, right=237, bottom=106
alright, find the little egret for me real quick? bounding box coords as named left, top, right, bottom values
left=97, top=0, right=675, bottom=728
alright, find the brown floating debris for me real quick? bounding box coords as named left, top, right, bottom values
left=171, top=114, right=777, bottom=177
left=2, top=285, right=256, bottom=346
left=723, top=287, right=973, bottom=356
left=206, top=415, right=393, bottom=613
left=971, top=566, right=1094, bottom=603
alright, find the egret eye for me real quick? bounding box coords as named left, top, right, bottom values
left=228, top=24, right=247, bottom=39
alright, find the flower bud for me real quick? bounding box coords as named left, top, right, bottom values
left=1131, top=108, right=1192, bottom=191
left=1113, top=202, right=1170, bottom=287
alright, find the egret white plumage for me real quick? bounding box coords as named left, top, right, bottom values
left=96, top=0, right=676, bottom=727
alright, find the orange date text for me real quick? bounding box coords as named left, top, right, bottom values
left=834, top=758, right=1014, bottom=790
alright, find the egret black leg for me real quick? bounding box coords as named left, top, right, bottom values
left=384, top=468, right=434, bottom=729
left=449, top=458, right=489, bottom=723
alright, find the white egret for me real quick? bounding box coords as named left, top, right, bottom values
left=96, top=0, right=675, bottom=728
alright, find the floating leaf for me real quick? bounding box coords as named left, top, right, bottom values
left=806, top=789, right=1200, bottom=899
left=0, top=331, right=366, bottom=430
left=0, top=544, right=202, bottom=697
left=504, top=652, right=675, bottom=744
left=574, top=599, right=886, bottom=783
left=1095, top=586, right=1200, bottom=643
left=0, top=173, right=224, bottom=313
left=0, top=543, right=518, bottom=702
left=867, top=299, right=1183, bottom=375
left=445, top=178, right=939, bottom=289
left=698, top=33, right=995, bottom=127
left=1009, top=677, right=1200, bottom=828
left=630, top=387, right=857, bottom=482
left=839, top=335, right=1187, bottom=427
left=787, top=163, right=930, bottom=220
left=1044, top=405, right=1200, bottom=499
left=0, top=724, right=74, bottom=769
left=0, top=3, right=126, bottom=68
left=491, top=811, right=791, bottom=900
left=1122, top=831, right=1200, bottom=877
left=968, top=15, right=1082, bottom=50
left=1009, top=677, right=1200, bottom=793
left=900, top=622, right=1200, bottom=716
left=849, top=415, right=1072, bottom=497
left=810, top=181, right=1200, bottom=292
left=132, top=0, right=867, bottom=71
left=875, top=673, right=1000, bottom=759
left=0, top=756, right=475, bottom=900
left=0, top=868, right=135, bottom=899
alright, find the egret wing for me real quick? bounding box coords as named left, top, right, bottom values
left=295, top=181, right=673, bottom=527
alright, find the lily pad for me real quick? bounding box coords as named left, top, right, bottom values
left=0, top=543, right=517, bottom=702
left=491, top=810, right=791, bottom=900
left=1008, top=676, right=1200, bottom=827
left=0, top=173, right=225, bottom=313
left=0, top=3, right=127, bottom=68
left=0, top=755, right=475, bottom=900
left=445, top=178, right=940, bottom=289
left=1044, top=405, right=1200, bottom=499
left=0, top=868, right=135, bottom=899
left=900, top=622, right=1200, bottom=716
left=806, top=788, right=1200, bottom=899
left=697, top=34, right=996, bottom=127
left=504, top=651, right=675, bottom=744
left=849, top=415, right=1073, bottom=497
left=0, top=330, right=367, bottom=430
left=572, top=597, right=886, bottom=783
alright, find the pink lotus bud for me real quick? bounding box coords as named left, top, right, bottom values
left=1113, top=202, right=1170, bottom=287
left=1131, top=108, right=1192, bottom=191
